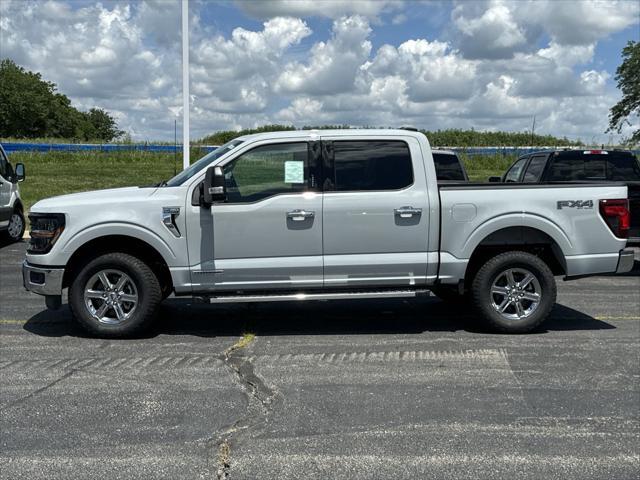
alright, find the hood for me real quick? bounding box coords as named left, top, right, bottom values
left=30, top=186, right=157, bottom=212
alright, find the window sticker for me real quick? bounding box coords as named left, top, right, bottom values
left=284, top=161, right=304, bottom=183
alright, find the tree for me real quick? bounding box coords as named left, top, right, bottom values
left=0, top=59, right=123, bottom=141
left=608, top=41, right=640, bottom=146
left=85, top=108, right=124, bottom=142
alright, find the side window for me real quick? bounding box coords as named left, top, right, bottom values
left=0, top=149, right=8, bottom=179
left=522, top=155, right=547, bottom=182
left=433, top=153, right=466, bottom=181
left=223, top=142, right=311, bottom=203
left=330, top=140, right=413, bottom=191
left=504, top=158, right=527, bottom=182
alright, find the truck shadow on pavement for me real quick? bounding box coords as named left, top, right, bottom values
left=22, top=298, right=615, bottom=338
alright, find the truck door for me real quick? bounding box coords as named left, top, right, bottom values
left=0, top=147, right=12, bottom=229
left=188, top=140, right=323, bottom=292
left=321, top=137, right=430, bottom=287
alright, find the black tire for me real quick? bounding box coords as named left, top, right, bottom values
left=471, top=251, right=556, bottom=333
left=430, top=285, right=468, bottom=304
left=6, top=208, right=25, bottom=242
left=69, top=252, right=162, bottom=338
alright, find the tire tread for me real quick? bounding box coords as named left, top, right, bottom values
left=471, top=251, right=556, bottom=334
left=69, top=252, right=161, bottom=338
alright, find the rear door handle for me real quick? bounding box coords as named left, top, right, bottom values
left=287, top=209, right=315, bottom=221
left=394, top=206, right=422, bottom=218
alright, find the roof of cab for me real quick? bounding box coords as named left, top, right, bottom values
left=432, top=149, right=457, bottom=155
left=233, top=129, right=428, bottom=143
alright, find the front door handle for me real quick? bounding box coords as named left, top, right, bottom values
left=287, top=209, right=315, bottom=221
left=394, top=206, right=422, bottom=218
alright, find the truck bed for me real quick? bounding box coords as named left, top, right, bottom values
left=437, top=181, right=629, bottom=280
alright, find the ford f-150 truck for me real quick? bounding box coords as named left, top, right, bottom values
left=22, top=130, right=634, bottom=337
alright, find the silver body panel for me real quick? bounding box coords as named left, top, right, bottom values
left=438, top=184, right=628, bottom=281
left=23, top=129, right=630, bottom=300
left=321, top=134, right=432, bottom=287
left=187, top=191, right=323, bottom=292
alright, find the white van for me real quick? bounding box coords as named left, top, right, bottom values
left=0, top=144, right=26, bottom=242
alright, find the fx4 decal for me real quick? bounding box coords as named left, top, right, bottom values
left=557, top=200, right=594, bottom=210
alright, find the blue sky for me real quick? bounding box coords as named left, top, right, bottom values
left=1, top=0, right=638, bottom=142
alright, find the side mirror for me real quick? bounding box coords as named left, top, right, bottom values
left=202, top=166, right=226, bottom=206
left=488, top=176, right=501, bottom=183
left=14, top=163, right=25, bottom=182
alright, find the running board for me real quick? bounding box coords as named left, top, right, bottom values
left=197, top=289, right=431, bottom=304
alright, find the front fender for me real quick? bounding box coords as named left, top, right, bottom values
left=32, top=222, right=179, bottom=267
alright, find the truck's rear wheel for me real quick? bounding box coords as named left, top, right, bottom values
left=69, top=252, right=161, bottom=337
left=471, top=251, right=556, bottom=333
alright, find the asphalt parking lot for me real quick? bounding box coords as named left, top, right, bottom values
left=1, top=240, right=639, bottom=480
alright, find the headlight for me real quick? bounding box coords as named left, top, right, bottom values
left=28, top=213, right=65, bottom=254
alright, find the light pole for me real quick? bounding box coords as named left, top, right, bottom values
left=182, top=0, right=190, bottom=170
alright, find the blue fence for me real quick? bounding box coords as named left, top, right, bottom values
left=3, top=142, right=638, bottom=157
left=2, top=143, right=218, bottom=155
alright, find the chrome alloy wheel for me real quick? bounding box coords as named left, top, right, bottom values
left=490, top=268, right=541, bottom=320
left=7, top=213, right=23, bottom=240
left=83, top=269, right=139, bottom=325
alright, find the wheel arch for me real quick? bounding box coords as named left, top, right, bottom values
left=464, top=226, right=567, bottom=288
left=62, top=235, right=174, bottom=296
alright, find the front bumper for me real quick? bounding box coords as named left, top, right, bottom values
left=616, top=248, right=635, bottom=274
left=22, top=261, right=64, bottom=296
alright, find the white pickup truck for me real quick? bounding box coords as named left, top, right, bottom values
left=23, top=129, right=634, bottom=337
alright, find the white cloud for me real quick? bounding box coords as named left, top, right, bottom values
left=537, top=42, right=595, bottom=67
left=365, top=39, right=477, bottom=102
left=453, top=1, right=527, bottom=59
left=451, top=0, right=639, bottom=63
left=275, top=16, right=371, bottom=95
left=193, top=17, right=311, bottom=82
left=515, top=0, right=640, bottom=46
left=1, top=0, right=637, bottom=142
left=235, top=0, right=404, bottom=20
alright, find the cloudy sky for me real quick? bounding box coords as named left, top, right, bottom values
left=1, top=0, right=638, bottom=141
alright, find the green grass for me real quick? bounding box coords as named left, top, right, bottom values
left=11, top=150, right=511, bottom=216
left=11, top=150, right=209, bottom=215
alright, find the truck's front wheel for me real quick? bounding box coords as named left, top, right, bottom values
left=471, top=251, right=556, bottom=333
left=69, top=252, right=162, bottom=337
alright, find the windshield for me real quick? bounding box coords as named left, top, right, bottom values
left=165, top=139, right=245, bottom=186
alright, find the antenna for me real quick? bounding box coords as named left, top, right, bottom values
left=530, top=115, right=536, bottom=146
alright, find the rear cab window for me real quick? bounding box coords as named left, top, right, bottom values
left=433, top=152, right=467, bottom=181
left=546, top=151, right=640, bottom=181
left=523, top=155, right=548, bottom=183
left=325, top=140, right=413, bottom=191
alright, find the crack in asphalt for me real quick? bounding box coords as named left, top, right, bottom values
left=0, top=370, right=75, bottom=412
left=212, top=336, right=279, bottom=480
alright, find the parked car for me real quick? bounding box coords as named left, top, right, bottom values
left=0, top=144, right=26, bottom=242
left=432, top=149, right=469, bottom=182
left=22, top=130, right=634, bottom=337
left=492, top=149, right=640, bottom=244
